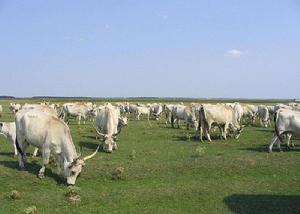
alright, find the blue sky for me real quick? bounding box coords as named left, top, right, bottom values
left=0, top=0, right=299, bottom=98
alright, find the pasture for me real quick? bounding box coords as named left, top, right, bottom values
left=0, top=99, right=300, bottom=213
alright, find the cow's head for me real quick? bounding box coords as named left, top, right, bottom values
left=101, top=134, right=115, bottom=153
left=94, top=127, right=116, bottom=153
left=229, top=124, right=244, bottom=139
left=64, top=158, right=85, bottom=185
left=119, top=116, right=128, bottom=126
left=64, top=141, right=102, bottom=185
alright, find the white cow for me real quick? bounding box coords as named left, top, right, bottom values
left=198, top=104, right=243, bottom=142
left=233, top=103, right=244, bottom=124
left=242, top=104, right=258, bottom=124
left=0, top=122, right=17, bottom=156
left=21, top=104, right=63, bottom=157
left=163, top=104, right=175, bottom=124
left=257, top=105, right=270, bottom=127
left=171, top=105, right=198, bottom=130
left=15, top=109, right=99, bottom=185
left=95, top=104, right=127, bottom=153
left=148, top=103, right=163, bottom=120
left=269, top=109, right=300, bottom=152
left=63, top=103, right=95, bottom=124
left=134, top=106, right=150, bottom=120
left=9, top=103, right=21, bottom=113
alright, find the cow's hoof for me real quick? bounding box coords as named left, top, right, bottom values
left=38, top=173, right=45, bottom=179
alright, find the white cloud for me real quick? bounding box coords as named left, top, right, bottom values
left=224, top=49, right=247, bottom=57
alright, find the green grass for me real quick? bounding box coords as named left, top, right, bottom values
left=0, top=100, right=300, bottom=213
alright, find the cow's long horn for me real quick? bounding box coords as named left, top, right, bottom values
left=83, top=143, right=101, bottom=161
left=93, top=125, right=106, bottom=137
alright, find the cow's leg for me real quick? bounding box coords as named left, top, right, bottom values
left=17, top=140, right=29, bottom=169
left=9, top=137, right=18, bottom=156
left=171, top=116, right=175, bottom=128
left=286, top=133, right=293, bottom=149
left=269, top=134, right=278, bottom=152
left=38, top=148, right=50, bottom=179
left=186, top=123, right=190, bottom=130
left=199, top=126, right=203, bottom=142
left=56, top=154, right=63, bottom=178
left=218, top=126, right=223, bottom=140
left=204, top=127, right=212, bottom=142
left=77, top=115, right=81, bottom=125
left=147, top=113, right=150, bottom=121
left=32, top=147, right=39, bottom=157
left=223, top=124, right=228, bottom=140
left=277, top=139, right=283, bottom=152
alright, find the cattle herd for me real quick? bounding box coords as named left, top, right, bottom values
left=0, top=101, right=300, bottom=185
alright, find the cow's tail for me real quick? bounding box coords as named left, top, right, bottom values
left=199, top=106, right=208, bottom=130
left=274, top=110, right=283, bottom=143
left=15, top=137, right=24, bottom=157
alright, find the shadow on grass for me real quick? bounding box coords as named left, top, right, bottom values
left=255, top=129, right=274, bottom=133
left=0, top=160, right=65, bottom=185
left=241, top=145, right=300, bottom=153
left=82, top=134, right=98, bottom=140
left=173, top=134, right=222, bottom=142
left=240, top=145, right=269, bottom=153
left=0, top=152, right=16, bottom=157
left=79, top=141, right=105, bottom=154
left=224, top=194, right=300, bottom=214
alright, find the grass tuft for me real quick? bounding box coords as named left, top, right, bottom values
left=10, top=190, right=21, bottom=200
left=195, top=145, right=206, bottom=157
left=112, top=167, right=125, bottom=180
left=24, top=206, right=38, bottom=214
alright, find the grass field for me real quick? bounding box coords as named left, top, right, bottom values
left=0, top=100, right=300, bottom=213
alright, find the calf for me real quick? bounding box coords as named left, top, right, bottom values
left=0, top=122, right=17, bottom=156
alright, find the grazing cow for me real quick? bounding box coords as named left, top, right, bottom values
left=124, top=103, right=138, bottom=115
left=9, top=103, right=21, bottom=113
left=267, top=105, right=276, bottom=115
left=95, top=104, right=127, bottom=153
left=21, top=104, right=63, bottom=157
left=0, top=122, right=17, bottom=156
left=163, top=104, right=175, bottom=124
left=257, top=105, right=270, bottom=127
left=233, top=103, right=244, bottom=124
left=198, top=104, right=243, bottom=142
left=274, top=104, right=293, bottom=112
left=171, top=105, right=198, bottom=130
left=134, top=106, right=150, bottom=120
left=0, top=105, right=2, bottom=117
left=15, top=109, right=99, bottom=185
left=148, top=103, right=163, bottom=120
left=63, top=103, right=95, bottom=124
left=22, top=104, right=60, bottom=117
left=269, top=109, right=300, bottom=152
left=242, top=104, right=258, bottom=124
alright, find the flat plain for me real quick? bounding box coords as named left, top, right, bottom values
left=0, top=99, right=299, bottom=214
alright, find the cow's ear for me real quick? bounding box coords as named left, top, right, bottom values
left=0, top=123, right=3, bottom=127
